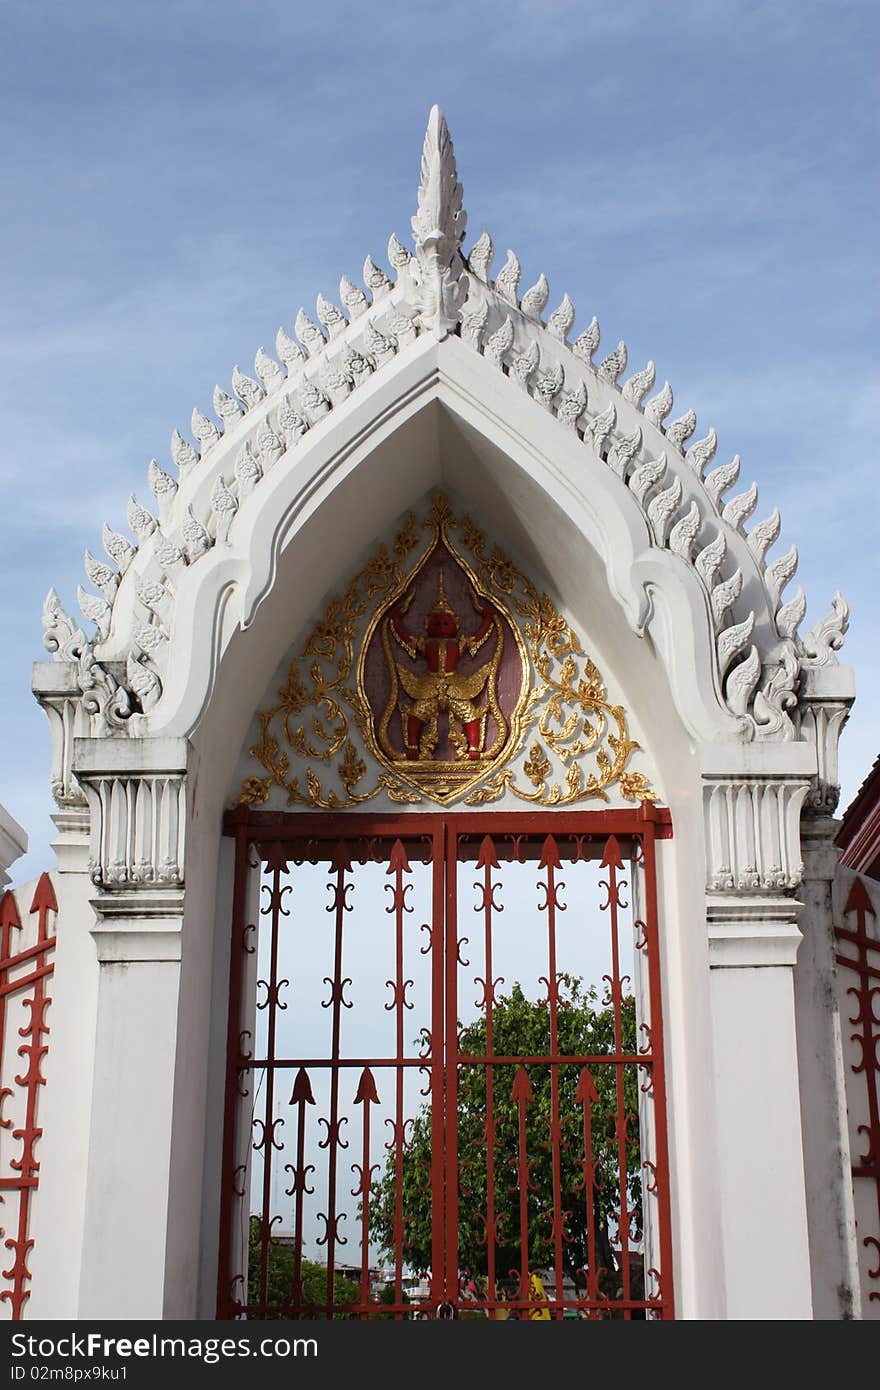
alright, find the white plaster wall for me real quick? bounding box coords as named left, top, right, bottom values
left=77, top=957, right=181, bottom=1319
left=710, top=962, right=813, bottom=1318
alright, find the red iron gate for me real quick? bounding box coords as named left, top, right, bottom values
left=218, top=806, right=674, bottom=1320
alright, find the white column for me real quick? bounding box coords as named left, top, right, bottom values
left=27, top=664, right=99, bottom=1320
left=71, top=737, right=189, bottom=1319
left=708, top=900, right=813, bottom=1317
left=702, top=760, right=814, bottom=1318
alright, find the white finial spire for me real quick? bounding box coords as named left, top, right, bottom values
left=411, top=104, right=466, bottom=258
left=407, top=106, right=469, bottom=339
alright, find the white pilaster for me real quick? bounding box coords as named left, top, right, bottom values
left=70, top=736, right=189, bottom=1319
left=703, top=754, right=814, bottom=1318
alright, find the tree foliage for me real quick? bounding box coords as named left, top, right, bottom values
left=370, top=976, right=642, bottom=1289
left=247, top=1217, right=359, bottom=1318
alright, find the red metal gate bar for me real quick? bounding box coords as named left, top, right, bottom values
left=288, top=1065, right=315, bottom=1309
left=315, top=841, right=354, bottom=1314
left=443, top=821, right=460, bottom=1307
left=224, top=807, right=674, bottom=840
left=640, top=816, right=675, bottom=1317
left=600, top=835, right=633, bottom=1316
left=475, top=835, right=500, bottom=1307
left=255, top=844, right=289, bottom=1315
left=538, top=834, right=566, bottom=1318
left=387, top=839, right=411, bottom=1318
left=429, top=820, right=445, bottom=1307
left=216, top=824, right=252, bottom=1319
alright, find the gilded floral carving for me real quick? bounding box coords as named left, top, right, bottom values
left=239, top=495, right=654, bottom=810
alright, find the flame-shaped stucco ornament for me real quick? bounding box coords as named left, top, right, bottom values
left=409, top=105, right=469, bottom=339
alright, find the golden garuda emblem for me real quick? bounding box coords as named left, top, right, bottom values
left=387, top=571, right=503, bottom=763
left=240, top=493, right=655, bottom=811
left=358, top=514, right=528, bottom=803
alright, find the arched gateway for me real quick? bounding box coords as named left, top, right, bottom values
left=26, top=109, right=857, bottom=1320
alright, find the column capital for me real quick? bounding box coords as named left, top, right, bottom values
left=72, top=740, right=191, bottom=946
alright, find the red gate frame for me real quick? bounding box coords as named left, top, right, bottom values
left=218, top=802, right=673, bottom=1319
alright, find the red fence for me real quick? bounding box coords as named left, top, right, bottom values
left=836, top=878, right=880, bottom=1308
left=0, top=874, right=57, bottom=1320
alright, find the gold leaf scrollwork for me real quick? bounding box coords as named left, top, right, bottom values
left=239, top=495, right=654, bottom=808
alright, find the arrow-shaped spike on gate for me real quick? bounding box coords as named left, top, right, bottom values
left=290, top=1066, right=316, bottom=1107
left=576, top=1067, right=600, bottom=1307
left=0, top=889, right=22, bottom=961
left=0, top=891, right=23, bottom=1130
left=29, top=874, right=57, bottom=944
left=600, top=834, right=624, bottom=871
left=288, top=1068, right=315, bottom=1312
left=354, top=1068, right=380, bottom=1308
left=539, top=834, right=562, bottom=870
left=387, top=838, right=411, bottom=874
left=844, top=877, right=876, bottom=923
left=354, top=1067, right=380, bottom=1107
left=476, top=834, right=499, bottom=869
left=511, top=1065, right=534, bottom=1106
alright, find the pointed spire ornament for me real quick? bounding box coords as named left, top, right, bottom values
left=409, top=105, right=468, bottom=338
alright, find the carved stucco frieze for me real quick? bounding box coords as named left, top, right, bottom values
left=796, top=664, right=855, bottom=815
left=703, top=775, right=810, bottom=894
left=72, top=740, right=189, bottom=896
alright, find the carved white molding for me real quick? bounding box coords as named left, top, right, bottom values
left=73, top=739, right=188, bottom=892
left=703, top=774, right=810, bottom=894
left=0, top=803, right=27, bottom=889
left=797, top=695, right=853, bottom=815
left=706, top=900, right=803, bottom=968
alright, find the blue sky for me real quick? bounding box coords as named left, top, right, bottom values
left=1, top=0, right=877, bottom=881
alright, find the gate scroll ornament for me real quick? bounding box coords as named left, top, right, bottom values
left=239, top=494, right=654, bottom=809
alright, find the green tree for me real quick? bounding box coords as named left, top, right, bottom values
left=370, top=977, right=642, bottom=1295
left=247, top=1216, right=359, bottom=1318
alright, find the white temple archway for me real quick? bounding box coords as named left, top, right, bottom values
left=28, top=108, right=858, bottom=1320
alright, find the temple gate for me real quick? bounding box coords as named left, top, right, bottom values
left=8, top=108, right=864, bottom=1319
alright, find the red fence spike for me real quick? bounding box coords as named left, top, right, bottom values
left=538, top=834, right=562, bottom=870
left=845, top=878, right=875, bottom=918
left=475, top=834, right=499, bottom=869
left=29, top=875, right=57, bottom=918
left=600, top=835, right=624, bottom=870
left=575, top=1067, right=599, bottom=1107
left=0, top=891, right=22, bottom=932
left=354, top=1067, right=380, bottom=1105
left=387, top=839, right=411, bottom=874
left=289, top=1067, right=315, bottom=1106
left=330, top=840, right=353, bottom=873
left=511, top=1065, right=534, bottom=1105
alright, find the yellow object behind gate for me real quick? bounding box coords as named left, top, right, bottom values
left=528, top=1271, right=551, bottom=1320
